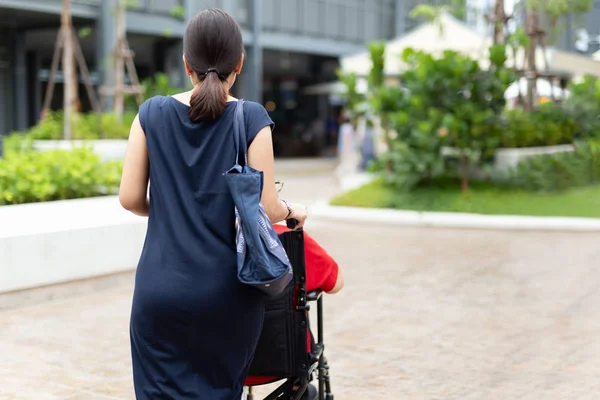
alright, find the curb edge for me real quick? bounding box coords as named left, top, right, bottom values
left=311, top=202, right=600, bottom=232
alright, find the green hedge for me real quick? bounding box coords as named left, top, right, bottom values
left=3, top=132, right=34, bottom=156
left=501, top=103, right=581, bottom=148
left=500, top=77, right=600, bottom=149
left=28, top=72, right=186, bottom=141
left=566, top=75, right=600, bottom=138
left=26, top=110, right=136, bottom=140
left=508, top=140, right=600, bottom=192
left=0, top=146, right=122, bottom=205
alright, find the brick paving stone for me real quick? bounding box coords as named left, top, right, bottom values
left=2, top=175, right=600, bottom=399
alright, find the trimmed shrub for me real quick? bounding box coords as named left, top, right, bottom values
left=27, top=110, right=135, bottom=140
left=508, top=140, right=600, bottom=192
left=501, top=103, right=580, bottom=148
left=0, top=147, right=122, bottom=205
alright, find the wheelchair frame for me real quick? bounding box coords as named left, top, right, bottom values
left=246, top=229, right=334, bottom=400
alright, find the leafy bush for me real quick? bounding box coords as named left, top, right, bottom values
left=565, top=75, right=600, bottom=139
left=508, top=140, right=600, bottom=191
left=0, top=147, right=122, bottom=205
left=72, top=112, right=102, bottom=140
left=501, top=108, right=538, bottom=148
left=336, top=71, right=365, bottom=122
left=501, top=103, right=579, bottom=148
left=127, top=72, right=185, bottom=110
left=3, top=133, right=34, bottom=156
left=534, top=102, right=580, bottom=145
left=100, top=112, right=136, bottom=139
left=26, top=110, right=134, bottom=140
left=373, top=46, right=515, bottom=191
left=28, top=110, right=63, bottom=140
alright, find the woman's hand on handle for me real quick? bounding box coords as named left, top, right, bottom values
left=287, top=202, right=308, bottom=230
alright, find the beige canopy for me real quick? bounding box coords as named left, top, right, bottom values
left=340, top=14, right=492, bottom=76
left=340, top=13, right=600, bottom=81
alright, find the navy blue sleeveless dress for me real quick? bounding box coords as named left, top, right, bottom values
left=130, top=96, right=273, bottom=399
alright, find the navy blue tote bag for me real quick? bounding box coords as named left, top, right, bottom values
left=224, top=100, right=293, bottom=297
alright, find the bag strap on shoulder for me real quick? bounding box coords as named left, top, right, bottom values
left=233, top=99, right=247, bottom=167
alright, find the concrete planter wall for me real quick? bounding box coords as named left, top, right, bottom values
left=494, top=144, right=575, bottom=172
left=442, top=144, right=575, bottom=176
left=0, top=197, right=146, bottom=294
left=33, top=140, right=128, bottom=161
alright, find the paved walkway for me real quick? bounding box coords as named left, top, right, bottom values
left=2, top=174, right=600, bottom=399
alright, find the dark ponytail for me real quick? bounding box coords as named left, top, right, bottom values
left=184, top=9, right=244, bottom=122
left=189, top=71, right=228, bottom=121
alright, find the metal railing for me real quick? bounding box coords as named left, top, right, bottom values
left=128, top=0, right=185, bottom=17
left=70, top=0, right=186, bottom=18
left=72, top=0, right=101, bottom=5
left=59, top=0, right=396, bottom=43
left=261, top=0, right=395, bottom=44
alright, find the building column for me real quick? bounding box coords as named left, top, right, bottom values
left=98, top=0, right=116, bottom=111
left=246, top=0, right=263, bottom=103
left=0, top=32, right=13, bottom=154
left=179, top=0, right=194, bottom=89
left=564, top=12, right=573, bottom=52
left=233, top=67, right=247, bottom=99
left=27, top=51, right=42, bottom=126
left=395, top=0, right=405, bottom=38
left=152, top=40, right=165, bottom=77
left=178, top=39, right=187, bottom=88
left=166, top=41, right=186, bottom=88
left=13, top=31, right=27, bottom=132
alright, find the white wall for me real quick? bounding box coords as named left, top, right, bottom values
left=0, top=197, right=147, bottom=293
left=33, top=140, right=128, bottom=162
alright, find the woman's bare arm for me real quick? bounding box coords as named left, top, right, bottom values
left=119, top=115, right=150, bottom=216
left=248, top=127, right=295, bottom=223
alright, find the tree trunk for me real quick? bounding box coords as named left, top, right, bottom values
left=511, top=45, right=525, bottom=106
left=114, top=0, right=126, bottom=122
left=61, top=0, right=75, bottom=140
left=493, top=0, right=505, bottom=45
left=382, top=118, right=393, bottom=172
left=461, top=153, right=469, bottom=192
left=525, top=11, right=538, bottom=111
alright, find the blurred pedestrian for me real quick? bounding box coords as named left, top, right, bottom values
left=335, top=111, right=358, bottom=179
left=360, top=123, right=375, bottom=171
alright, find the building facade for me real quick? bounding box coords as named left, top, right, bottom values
left=465, top=0, right=600, bottom=55
left=563, top=0, right=600, bottom=55
left=0, top=0, right=401, bottom=151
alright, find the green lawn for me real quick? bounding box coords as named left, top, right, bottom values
left=331, top=179, right=600, bottom=219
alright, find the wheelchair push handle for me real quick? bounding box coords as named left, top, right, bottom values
left=286, top=219, right=299, bottom=230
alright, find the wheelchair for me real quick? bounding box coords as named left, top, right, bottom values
left=244, top=228, right=334, bottom=400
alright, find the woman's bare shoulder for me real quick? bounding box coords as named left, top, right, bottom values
left=169, top=91, right=194, bottom=106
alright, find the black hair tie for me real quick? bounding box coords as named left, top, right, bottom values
left=205, top=68, right=220, bottom=76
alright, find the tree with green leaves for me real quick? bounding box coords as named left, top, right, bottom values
left=336, top=42, right=386, bottom=131
left=523, top=0, right=593, bottom=45
left=336, top=70, right=365, bottom=129
left=410, top=0, right=467, bottom=22
left=371, top=45, right=516, bottom=191
left=409, top=0, right=467, bottom=35
left=411, top=0, right=593, bottom=46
